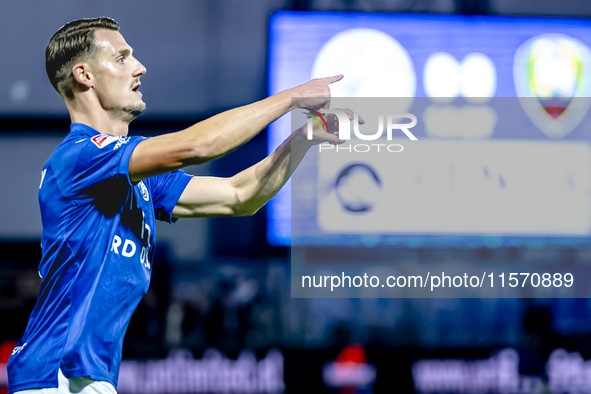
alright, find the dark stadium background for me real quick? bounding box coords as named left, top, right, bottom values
left=2, top=1, right=591, bottom=393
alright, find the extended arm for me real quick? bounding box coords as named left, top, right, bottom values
left=172, top=110, right=354, bottom=218
left=128, top=76, right=343, bottom=183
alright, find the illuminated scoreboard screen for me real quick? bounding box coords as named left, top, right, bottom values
left=267, top=11, right=591, bottom=247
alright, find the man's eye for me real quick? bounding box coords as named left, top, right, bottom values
left=117, top=57, right=125, bottom=63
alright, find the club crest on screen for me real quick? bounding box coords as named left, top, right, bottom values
left=514, top=34, right=591, bottom=139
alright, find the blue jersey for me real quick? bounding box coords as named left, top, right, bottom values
left=7, top=123, right=192, bottom=393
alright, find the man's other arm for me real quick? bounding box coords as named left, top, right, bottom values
left=128, top=76, right=343, bottom=183
left=172, top=110, right=355, bottom=218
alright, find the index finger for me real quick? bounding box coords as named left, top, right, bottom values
left=322, top=74, right=344, bottom=85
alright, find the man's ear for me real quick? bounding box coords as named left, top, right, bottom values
left=72, top=63, right=93, bottom=89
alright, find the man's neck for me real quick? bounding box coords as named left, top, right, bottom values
left=67, top=96, right=132, bottom=136
left=70, top=111, right=130, bottom=136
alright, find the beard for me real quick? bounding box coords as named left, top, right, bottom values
left=122, top=101, right=146, bottom=118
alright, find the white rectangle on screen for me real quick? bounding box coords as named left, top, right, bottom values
left=316, top=140, right=591, bottom=236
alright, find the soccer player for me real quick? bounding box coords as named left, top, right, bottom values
left=7, top=17, right=345, bottom=394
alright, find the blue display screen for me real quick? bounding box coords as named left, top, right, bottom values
left=267, top=11, right=591, bottom=247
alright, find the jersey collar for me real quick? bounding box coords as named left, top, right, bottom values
left=70, top=123, right=101, bottom=137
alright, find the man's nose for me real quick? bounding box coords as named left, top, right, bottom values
left=134, top=59, right=147, bottom=76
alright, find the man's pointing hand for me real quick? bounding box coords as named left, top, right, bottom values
left=290, top=75, right=344, bottom=110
